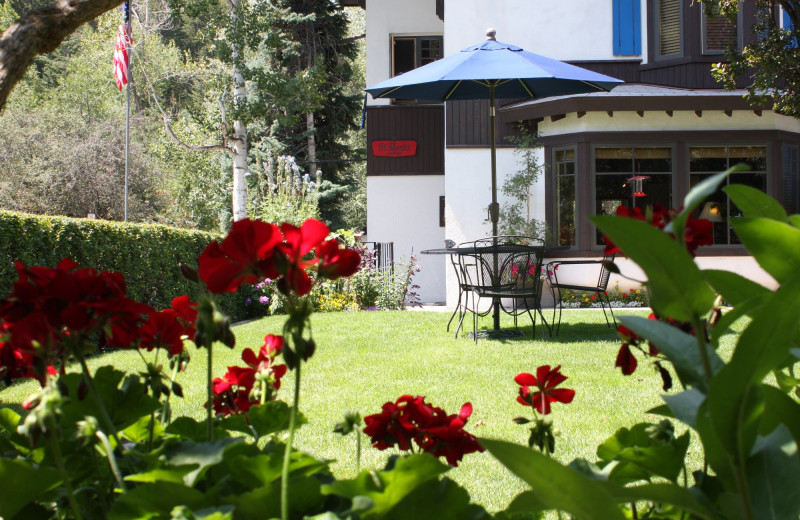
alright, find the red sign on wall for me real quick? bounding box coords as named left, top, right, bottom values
left=372, top=140, right=418, bottom=157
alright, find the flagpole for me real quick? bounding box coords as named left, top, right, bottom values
left=124, top=0, right=130, bottom=222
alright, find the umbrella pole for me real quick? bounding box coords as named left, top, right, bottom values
left=489, top=83, right=501, bottom=331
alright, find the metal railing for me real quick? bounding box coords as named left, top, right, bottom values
left=361, top=241, right=394, bottom=274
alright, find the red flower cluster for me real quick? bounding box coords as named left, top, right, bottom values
left=210, top=334, right=288, bottom=417
left=515, top=365, right=575, bottom=415
left=363, top=395, right=484, bottom=466
left=198, top=218, right=361, bottom=297
left=0, top=259, right=193, bottom=385
left=602, top=204, right=713, bottom=257
left=615, top=314, right=678, bottom=390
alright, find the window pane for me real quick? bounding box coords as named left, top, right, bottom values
left=595, top=174, right=630, bottom=245
left=659, top=0, right=681, bottom=56
left=596, top=147, right=632, bottom=173
left=690, top=146, right=728, bottom=173
left=703, top=6, right=737, bottom=52
left=729, top=146, right=766, bottom=171
left=420, top=38, right=442, bottom=66
left=635, top=147, right=672, bottom=173
left=393, top=39, right=415, bottom=75
left=557, top=176, right=576, bottom=246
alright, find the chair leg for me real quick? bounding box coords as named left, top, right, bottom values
left=599, top=293, right=617, bottom=329
left=446, top=289, right=462, bottom=332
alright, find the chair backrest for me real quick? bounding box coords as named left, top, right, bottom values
left=501, top=249, right=545, bottom=295
left=595, top=252, right=617, bottom=291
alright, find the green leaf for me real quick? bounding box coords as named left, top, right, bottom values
left=746, top=425, right=800, bottom=520
left=789, top=215, right=800, bottom=228
left=760, top=385, right=800, bottom=446
left=170, top=505, right=235, bottom=520
left=126, top=466, right=197, bottom=484
left=662, top=389, right=706, bottom=428
left=384, top=477, right=490, bottom=520
left=668, top=166, right=744, bottom=237
left=166, top=417, right=208, bottom=442
left=724, top=184, right=788, bottom=222
left=232, top=475, right=323, bottom=520
left=730, top=217, right=800, bottom=284
left=619, top=316, right=723, bottom=392
left=504, top=490, right=548, bottom=515
left=123, top=415, right=165, bottom=444
left=596, top=424, right=690, bottom=484
left=600, top=482, right=718, bottom=520
left=702, top=269, right=771, bottom=307
left=710, top=296, right=767, bottom=345
left=481, top=438, right=625, bottom=520
left=592, top=215, right=714, bottom=321
left=707, top=275, right=800, bottom=471
left=0, top=459, right=61, bottom=519
left=324, top=454, right=449, bottom=518
left=247, top=401, right=295, bottom=438
left=165, top=438, right=241, bottom=487
left=108, top=482, right=209, bottom=520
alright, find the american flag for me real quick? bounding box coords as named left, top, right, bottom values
left=113, top=24, right=131, bottom=90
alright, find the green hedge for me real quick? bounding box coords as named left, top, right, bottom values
left=0, top=211, right=260, bottom=322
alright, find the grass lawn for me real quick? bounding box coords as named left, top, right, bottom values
left=0, top=308, right=743, bottom=513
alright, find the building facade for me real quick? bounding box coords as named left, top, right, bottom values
left=352, top=0, right=800, bottom=305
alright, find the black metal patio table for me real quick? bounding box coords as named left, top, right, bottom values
left=422, top=241, right=567, bottom=339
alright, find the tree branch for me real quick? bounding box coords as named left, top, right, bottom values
left=0, top=0, right=125, bottom=111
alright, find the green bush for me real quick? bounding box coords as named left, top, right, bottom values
left=0, top=210, right=258, bottom=322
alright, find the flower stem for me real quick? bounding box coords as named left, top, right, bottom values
left=96, top=430, right=127, bottom=491
left=207, top=339, right=214, bottom=442
left=690, top=315, right=713, bottom=383
left=281, top=363, right=301, bottom=520
left=76, top=352, right=122, bottom=449
left=47, top=425, right=83, bottom=520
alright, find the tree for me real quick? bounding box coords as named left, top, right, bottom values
left=709, top=0, right=800, bottom=117
left=0, top=0, right=125, bottom=111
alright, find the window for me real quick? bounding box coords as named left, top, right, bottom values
left=656, top=0, right=682, bottom=58
left=594, top=147, right=673, bottom=245
left=554, top=148, right=576, bottom=247
left=613, top=0, right=642, bottom=55
left=701, top=4, right=738, bottom=54
left=689, top=146, right=767, bottom=245
left=392, top=35, right=443, bottom=76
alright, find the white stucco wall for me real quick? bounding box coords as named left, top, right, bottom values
left=365, top=0, right=443, bottom=106
left=443, top=0, right=629, bottom=61
left=366, top=175, right=447, bottom=302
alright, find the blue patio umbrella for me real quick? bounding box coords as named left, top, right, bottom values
left=365, top=29, right=623, bottom=238
left=366, top=30, right=623, bottom=335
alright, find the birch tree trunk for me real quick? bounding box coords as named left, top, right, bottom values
left=229, top=0, right=248, bottom=222
left=306, top=112, right=317, bottom=176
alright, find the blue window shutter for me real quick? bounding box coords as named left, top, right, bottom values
left=785, top=9, right=795, bottom=31
left=614, top=0, right=641, bottom=55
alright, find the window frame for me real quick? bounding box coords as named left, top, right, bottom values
left=390, top=34, right=443, bottom=77
left=552, top=146, right=578, bottom=248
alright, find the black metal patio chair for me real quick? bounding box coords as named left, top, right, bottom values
left=545, top=252, right=617, bottom=335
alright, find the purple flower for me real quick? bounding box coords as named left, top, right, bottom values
left=259, top=295, right=270, bottom=305
left=245, top=298, right=252, bottom=305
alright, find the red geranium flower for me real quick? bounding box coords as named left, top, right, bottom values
left=170, top=296, right=198, bottom=341
left=197, top=219, right=282, bottom=293
left=276, top=219, right=330, bottom=296
left=615, top=343, right=638, bottom=375
left=209, top=334, right=287, bottom=416
left=316, top=239, right=361, bottom=281
left=515, top=365, right=575, bottom=415
left=138, top=309, right=185, bottom=356
left=363, top=395, right=483, bottom=466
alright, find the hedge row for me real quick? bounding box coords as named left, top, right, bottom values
left=0, top=211, right=259, bottom=322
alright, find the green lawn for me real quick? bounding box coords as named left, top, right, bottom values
left=0, top=309, right=743, bottom=513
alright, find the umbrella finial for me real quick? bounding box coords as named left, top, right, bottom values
left=486, top=28, right=496, bottom=41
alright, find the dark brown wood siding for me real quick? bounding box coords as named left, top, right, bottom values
left=566, top=60, right=642, bottom=84
left=446, top=99, right=522, bottom=147
left=366, top=105, right=444, bottom=176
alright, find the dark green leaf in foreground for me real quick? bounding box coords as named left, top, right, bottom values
left=592, top=215, right=714, bottom=321
left=731, top=217, right=800, bottom=285
left=619, top=315, right=724, bottom=392
left=596, top=423, right=690, bottom=484
left=481, top=438, right=625, bottom=520
left=108, top=482, right=209, bottom=520
left=702, top=269, right=771, bottom=308
left=324, top=454, right=449, bottom=519
left=724, top=184, right=788, bottom=222
left=746, top=425, right=800, bottom=520
left=668, top=166, right=742, bottom=239
left=384, top=477, right=490, bottom=520
left=0, top=459, right=61, bottom=519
